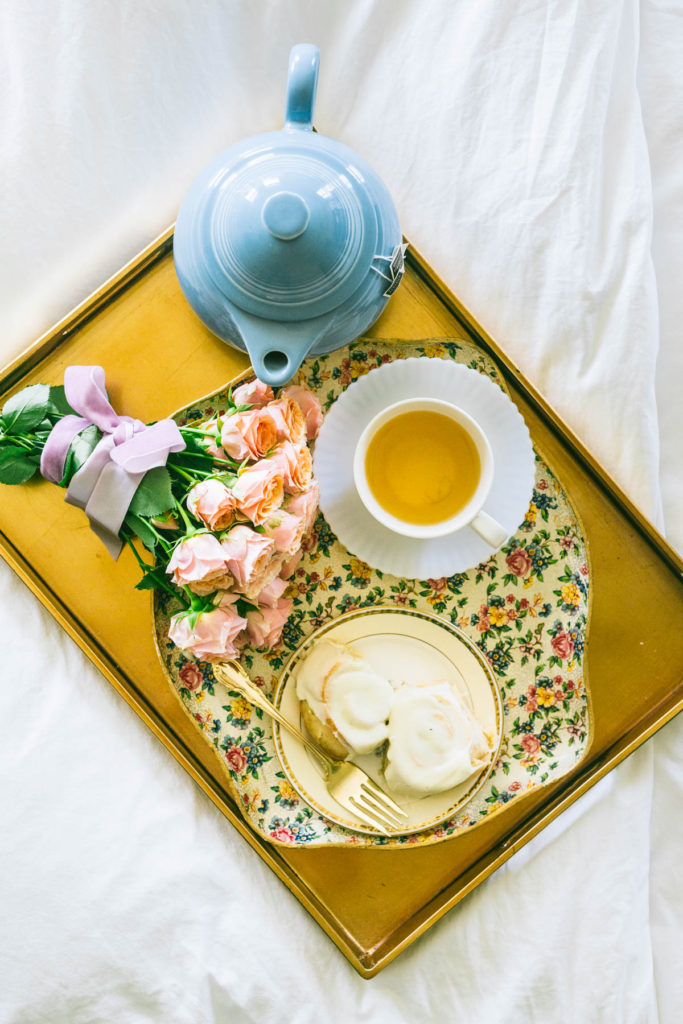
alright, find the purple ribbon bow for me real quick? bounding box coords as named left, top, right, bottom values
left=40, top=366, right=185, bottom=559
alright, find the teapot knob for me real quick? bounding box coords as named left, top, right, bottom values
left=262, top=191, right=310, bottom=240
left=285, top=43, right=319, bottom=131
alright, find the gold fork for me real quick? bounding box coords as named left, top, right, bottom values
left=213, top=661, right=408, bottom=834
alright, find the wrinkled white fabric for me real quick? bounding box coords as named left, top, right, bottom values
left=0, top=2, right=681, bottom=1022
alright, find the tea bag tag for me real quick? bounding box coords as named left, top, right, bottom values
left=372, top=243, right=409, bottom=297
left=389, top=242, right=409, bottom=277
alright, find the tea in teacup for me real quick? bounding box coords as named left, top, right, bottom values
left=364, top=411, right=481, bottom=525
left=353, top=397, right=506, bottom=547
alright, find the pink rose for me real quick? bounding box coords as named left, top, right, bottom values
left=186, top=479, right=236, bottom=531
left=285, top=481, right=319, bottom=533
left=262, top=508, right=305, bottom=555
left=506, top=547, right=533, bottom=577
left=270, top=825, right=296, bottom=843
left=551, top=631, right=574, bottom=660
left=167, top=534, right=229, bottom=591
left=521, top=734, right=541, bottom=755
left=220, top=407, right=278, bottom=460
left=256, top=577, right=288, bottom=608
left=225, top=745, right=248, bottom=773
left=232, top=378, right=274, bottom=408
left=282, top=385, right=323, bottom=440
left=179, top=661, right=203, bottom=691
left=231, top=460, right=285, bottom=525
left=279, top=549, right=303, bottom=579
left=246, top=597, right=292, bottom=649
left=220, top=525, right=275, bottom=588
left=168, top=593, right=247, bottom=660
left=268, top=441, right=312, bottom=494
left=266, top=397, right=306, bottom=445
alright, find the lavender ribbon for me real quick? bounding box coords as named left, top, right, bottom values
left=40, top=366, right=185, bottom=559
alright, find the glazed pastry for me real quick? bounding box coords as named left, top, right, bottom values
left=384, top=680, right=494, bottom=798
left=295, top=639, right=394, bottom=759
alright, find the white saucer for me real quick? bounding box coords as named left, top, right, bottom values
left=313, top=358, right=535, bottom=578
left=272, top=607, right=502, bottom=836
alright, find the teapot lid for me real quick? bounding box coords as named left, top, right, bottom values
left=198, top=46, right=379, bottom=323
left=201, top=143, right=379, bottom=324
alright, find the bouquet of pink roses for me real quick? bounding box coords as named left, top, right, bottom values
left=0, top=368, right=323, bottom=660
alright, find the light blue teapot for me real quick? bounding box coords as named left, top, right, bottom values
left=173, top=44, right=404, bottom=388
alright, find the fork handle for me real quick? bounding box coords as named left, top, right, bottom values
left=213, top=661, right=331, bottom=771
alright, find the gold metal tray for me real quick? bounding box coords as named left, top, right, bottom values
left=1, top=228, right=681, bottom=978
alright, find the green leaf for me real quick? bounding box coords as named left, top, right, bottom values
left=60, top=424, right=101, bottom=487
left=235, top=597, right=258, bottom=618
left=47, top=385, right=76, bottom=418
left=0, top=446, right=38, bottom=484
left=129, top=466, right=174, bottom=517
left=1, top=384, right=50, bottom=434
left=134, top=574, right=160, bottom=591
left=123, top=512, right=158, bottom=551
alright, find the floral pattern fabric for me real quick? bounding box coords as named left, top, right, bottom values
left=155, top=339, right=591, bottom=848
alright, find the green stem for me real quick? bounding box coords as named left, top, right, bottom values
left=175, top=500, right=194, bottom=531
left=145, top=519, right=175, bottom=552
left=170, top=465, right=201, bottom=484
left=1, top=435, right=35, bottom=452
left=180, top=426, right=221, bottom=437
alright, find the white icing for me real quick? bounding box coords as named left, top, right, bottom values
left=384, top=680, right=493, bottom=797
left=295, top=639, right=393, bottom=754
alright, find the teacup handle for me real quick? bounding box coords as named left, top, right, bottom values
left=470, top=510, right=508, bottom=549
left=285, top=44, right=319, bottom=131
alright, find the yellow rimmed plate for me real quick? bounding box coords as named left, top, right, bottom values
left=272, top=607, right=503, bottom=837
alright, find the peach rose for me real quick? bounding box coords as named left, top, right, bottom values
left=186, top=479, right=236, bottom=531
left=282, top=385, right=323, bottom=440
left=220, top=525, right=275, bottom=588
left=279, top=549, right=303, bottom=579
left=167, top=533, right=228, bottom=590
left=168, top=593, right=247, bottom=660
left=220, top=407, right=278, bottom=461
left=232, top=378, right=274, bottom=408
left=256, top=577, right=288, bottom=608
left=231, top=460, right=285, bottom=525
left=268, top=441, right=312, bottom=494
left=245, top=597, right=293, bottom=649
left=236, top=552, right=287, bottom=602
left=262, top=508, right=306, bottom=555
left=285, top=481, right=319, bottom=533
left=200, top=419, right=226, bottom=461
left=266, top=397, right=306, bottom=445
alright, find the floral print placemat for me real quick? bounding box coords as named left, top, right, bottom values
left=154, top=338, right=592, bottom=848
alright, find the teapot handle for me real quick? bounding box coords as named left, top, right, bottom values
left=285, top=44, right=319, bottom=131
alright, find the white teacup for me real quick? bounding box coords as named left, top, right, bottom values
left=352, top=398, right=508, bottom=547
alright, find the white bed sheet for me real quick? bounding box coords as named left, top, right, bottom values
left=0, top=2, right=681, bottom=1021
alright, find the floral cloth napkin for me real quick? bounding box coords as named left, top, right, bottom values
left=155, top=339, right=591, bottom=848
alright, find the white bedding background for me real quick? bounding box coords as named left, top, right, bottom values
left=0, top=2, right=681, bottom=1021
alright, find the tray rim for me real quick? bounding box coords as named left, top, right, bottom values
left=0, top=225, right=681, bottom=979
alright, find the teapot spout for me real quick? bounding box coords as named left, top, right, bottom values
left=229, top=308, right=324, bottom=389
